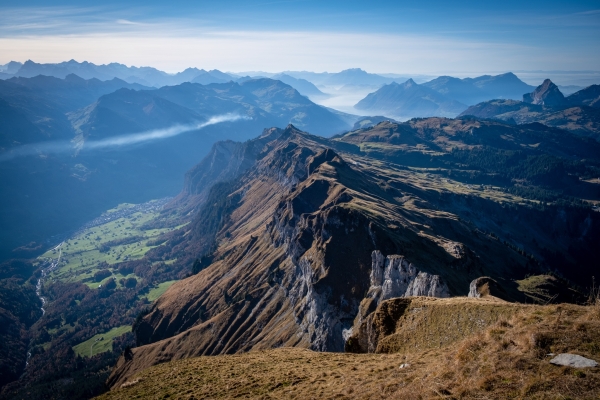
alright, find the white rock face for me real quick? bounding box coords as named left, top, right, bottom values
left=406, top=272, right=450, bottom=297
left=369, top=250, right=450, bottom=303
left=468, top=278, right=481, bottom=298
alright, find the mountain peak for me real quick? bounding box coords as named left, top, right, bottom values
left=523, top=79, right=566, bottom=106
left=65, top=73, right=85, bottom=81
left=401, top=78, right=417, bottom=88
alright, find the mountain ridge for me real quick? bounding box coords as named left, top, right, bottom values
left=104, top=119, right=599, bottom=387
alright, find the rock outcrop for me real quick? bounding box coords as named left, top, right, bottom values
left=467, top=276, right=522, bottom=302
left=523, top=79, right=566, bottom=107
left=369, top=251, right=450, bottom=301
left=468, top=276, right=502, bottom=298
left=345, top=297, right=520, bottom=354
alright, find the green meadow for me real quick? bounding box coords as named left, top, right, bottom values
left=72, top=325, right=132, bottom=357
left=37, top=202, right=185, bottom=289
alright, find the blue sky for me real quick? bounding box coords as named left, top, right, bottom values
left=0, top=0, right=598, bottom=77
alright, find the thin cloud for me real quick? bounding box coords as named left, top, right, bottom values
left=116, top=19, right=145, bottom=26
left=0, top=113, right=250, bottom=162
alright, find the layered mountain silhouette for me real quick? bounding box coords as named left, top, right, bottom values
left=422, top=73, right=535, bottom=105
left=105, top=120, right=600, bottom=386
left=271, top=73, right=327, bottom=97
left=0, top=75, right=353, bottom=262
left=461, top=80, right=600, bottom=140
left=0, top=74, right=150, bottom=148
left=190, top=70, right=234, bottom=85
left=1, top=60, right=236, bottom=88
left=354, top=79, right=467, bottom=118
left=282, top=68, right=401, bottom=87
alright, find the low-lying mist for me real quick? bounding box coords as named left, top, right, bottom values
left=0, top=113, right=250, bottom=162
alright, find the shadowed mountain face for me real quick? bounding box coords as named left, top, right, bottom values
left=566, top=84, right=600, bottom=107
left=355, top=79, right=467, bottom=119
left=0, top=76, right=352, bottom=262
left=423, top=73, right=535, bottom=105
left=106, top=119, right=599, bottom=386
left=0, top=75, right=150, bottom=148
left=460, top=80, right=600, bottom=141
left=190, top=70, right=234, bottom=85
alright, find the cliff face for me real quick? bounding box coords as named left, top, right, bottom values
left=369, top=251, right=450, bottom=300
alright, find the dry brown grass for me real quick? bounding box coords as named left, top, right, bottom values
left=98, top=301, right=600, bottom=400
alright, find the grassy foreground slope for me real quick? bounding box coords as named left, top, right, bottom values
left=99, top=297, right=600, bottom=400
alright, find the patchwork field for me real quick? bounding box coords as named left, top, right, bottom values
left=36, top=200, right=183, bottom=289
left=31, top=199, right=190, bottom=367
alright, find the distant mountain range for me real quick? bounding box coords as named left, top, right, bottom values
left=280, top=68, right=404, bottom=87
left=422, top=73, right=535, bottom=105
left=0, top=74, right=150, bottom=148
left=0, top=61, right=331, bottom=99
left=460, top=80, right=600, bottom=140
left=270, top=73, right=327, bottom=97
left=0, top=74, right=353, bottom=262
left=352, top=73, right=542, bottom=120
left=354, top=78, right=468, bottom=118
left=0, top=60, right=235, bottom=88
left=4, top=61, right=594, bottom=122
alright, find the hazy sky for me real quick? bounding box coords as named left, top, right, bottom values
left=0, top=0, right=599, bottom=75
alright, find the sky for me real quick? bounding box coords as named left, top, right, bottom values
left=0, top=0, right=599, bottom=77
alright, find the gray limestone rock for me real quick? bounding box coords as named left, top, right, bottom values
left=549, top=354, right=598, bottom=368
left=369, top=250, right=450, bottom=303
left=407, top=272, right=449, bottom=297
left=468, top=276, right=511, bottom=301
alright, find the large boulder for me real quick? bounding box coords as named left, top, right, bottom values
left=550, top=354, right=598, bottom=368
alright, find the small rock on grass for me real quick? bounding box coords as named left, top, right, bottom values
left=549, top=354, right=598, bottom=368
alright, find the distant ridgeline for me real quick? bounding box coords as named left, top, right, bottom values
left=353, top=73, right=538, bottom=119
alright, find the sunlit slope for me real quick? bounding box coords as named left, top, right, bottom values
left=106, top=120, right=598, bottom=388
left=100, top=299, right=600, bottom=400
